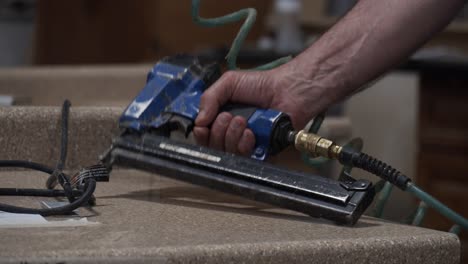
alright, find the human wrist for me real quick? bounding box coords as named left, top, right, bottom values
left=283, top=56, right=344, bottom=110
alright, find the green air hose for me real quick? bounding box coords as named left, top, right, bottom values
left=191, top=0, right=291, bottom=70
left=407, top=183, right=468, bottom=230
left=337, top=144, right=468, bottom=231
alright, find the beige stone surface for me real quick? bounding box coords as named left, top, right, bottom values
left=0, top=106, right=121, bottom=170
left=0, top=84, right=460, bottom=263
left=0, top=169, right=460, bottom=264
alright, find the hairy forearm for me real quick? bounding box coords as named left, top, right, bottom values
left=285, top=0, right=464, bottom=108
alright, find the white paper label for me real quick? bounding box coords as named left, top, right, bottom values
left=159, top=143, right=221, bottom=162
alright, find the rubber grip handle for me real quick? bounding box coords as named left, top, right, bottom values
left=220, top=103, right=257, bottom=120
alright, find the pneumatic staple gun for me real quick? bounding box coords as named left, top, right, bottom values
left=101, top=54, right=381, bottom=225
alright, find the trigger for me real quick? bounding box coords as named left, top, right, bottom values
left=167, top=115, right=194, bottom=138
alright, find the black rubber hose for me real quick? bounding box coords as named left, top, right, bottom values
left=0, top=179, right=96, bottom=216
left=340, top=148, right=411, bottom=190
left=0, top=160, right=54, bottom=174
left=46, top=100, right=71, bottom=190
left=57, top=99, right=70, bottom=171
left=0, top=160, right=94, bottom=215
left=0, top=100, right=96, bottom=215
left=0, top=188, right=83, bottom=197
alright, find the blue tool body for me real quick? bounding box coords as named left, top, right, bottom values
left=105, top=56, right=376, bottom=227
left=119, top=55, right=292, bottom=160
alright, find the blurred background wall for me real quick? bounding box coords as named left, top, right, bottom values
left=34, top=0, right=272, bottom=64
left=0, top=0, right=35, bottom=66
left=0, top=0, right=467, bottom=66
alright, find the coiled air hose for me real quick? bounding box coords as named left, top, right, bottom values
left=346, top=150, right=468, bottom=231
left=191, top=0, right=291, bottom=70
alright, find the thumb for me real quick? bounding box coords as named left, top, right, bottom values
left=196, top=71, right=239, bottom=127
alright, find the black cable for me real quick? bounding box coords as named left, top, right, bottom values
left=46, top=100, right=71, bottom=190
left=0, top=160, right=54, bottom=174
left=0, top=99, right=98, bottom=216
left=0, top=188, right=82, bottom=197
left=57, top=100, right=70, bottom=171
left=0, top=180, right=96, bottom=216
left=46, top=100, right=75, bottom=202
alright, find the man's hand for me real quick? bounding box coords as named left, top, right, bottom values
left=194, top=0, right=465, bottom=156
left=193, top=64, right=328, bottom=155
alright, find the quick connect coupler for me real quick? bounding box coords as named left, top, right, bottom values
left=292, top=130, right=410, bottom=190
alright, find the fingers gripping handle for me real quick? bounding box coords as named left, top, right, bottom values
left=217, top=104, right=293, bottom=160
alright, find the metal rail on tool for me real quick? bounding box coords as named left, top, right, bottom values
left=104, top=133, right=375, bottom=225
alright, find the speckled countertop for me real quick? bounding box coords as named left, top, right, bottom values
left=0, top=106, right=121, bottom=169
left=0, top=106, right=461, bottom=263
left=0, top=169, right=460, bottom=264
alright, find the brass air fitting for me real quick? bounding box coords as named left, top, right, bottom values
left=294, top=130, right=342, bottom=160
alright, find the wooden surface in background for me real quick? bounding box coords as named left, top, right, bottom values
left=417, top=72, right=468, bottom=263
left=35, top=0, right=271, bottom=64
